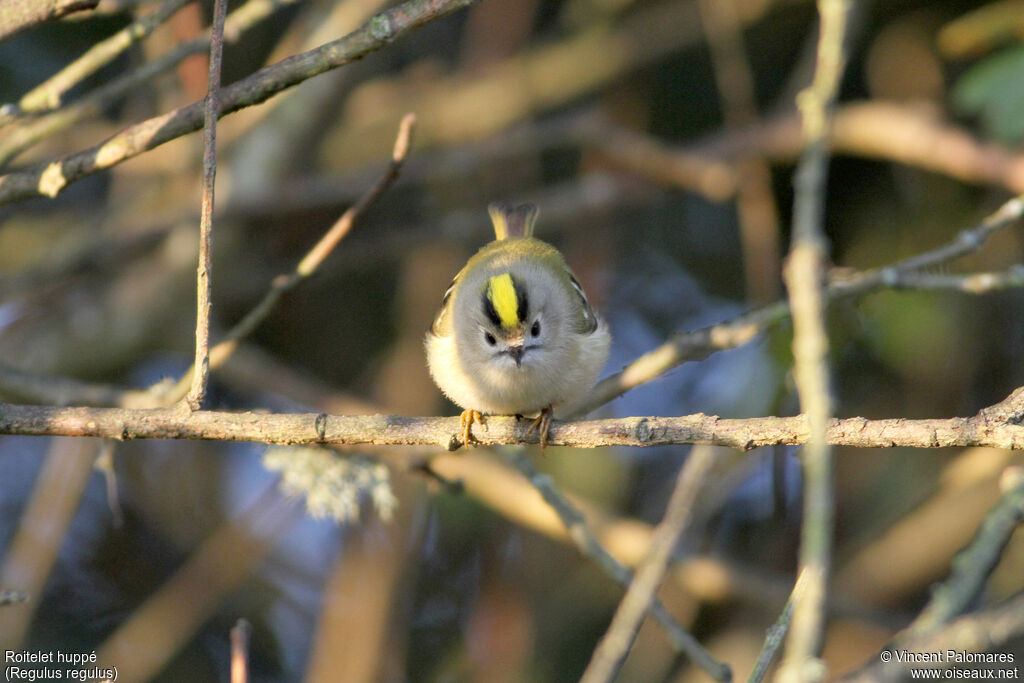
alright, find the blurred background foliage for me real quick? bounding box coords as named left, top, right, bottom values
left=0, top=0, right=1023, bottom=680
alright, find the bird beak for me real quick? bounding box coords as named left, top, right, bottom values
left=508, top=345, right=525, bottom=367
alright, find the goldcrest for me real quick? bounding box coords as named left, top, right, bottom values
left=425, top=202, right=610, bottom=450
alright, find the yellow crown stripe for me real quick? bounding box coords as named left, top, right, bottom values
left=487, top=273, right=520, bottom=329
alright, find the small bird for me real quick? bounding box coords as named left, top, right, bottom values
left=425, top=202, right=611, bottom=451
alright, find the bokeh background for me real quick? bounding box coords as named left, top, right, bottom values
left=1, top=0, right=1023, bottom=680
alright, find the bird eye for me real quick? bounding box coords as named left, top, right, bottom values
left=531, top=320, right=541, bottom=337
left=485, top=332, right=496, bottom=346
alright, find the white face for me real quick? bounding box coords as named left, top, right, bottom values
left=454, top=267, right=567, bottom=380
left=478, top=312, right=545, bottom=370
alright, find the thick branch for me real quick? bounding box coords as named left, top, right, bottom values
left=0, top=396, right=1020, bottom=450
left=0, top=0, right=475, bottom=205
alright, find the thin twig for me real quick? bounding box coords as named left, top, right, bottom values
left=901, top=467, right=1024, bottom=639
left=8, top=0, right=192, bottom=116
left=506, top=450, right=731, bottom=683
left=698, top=0, right=781, bottom=303
left=839, top=589, right=1024, bottom=683
left=230, top=618, right=252, bottom=683
left=779, top=2, right=851, bottom=681
left=877, top=265, right=1024, bottom=293
left=168, top=113, right=416, bottom=405
left=0, top=0, right=476, bottom=205
left=0, top=0, right=298, bottom=165
left=0, top=115, right=416, bottom=410
left=0, top=186, right=1016, bottom=416
left=184, top=0, right=228, bottom=411
left=748, top=569, right=809, bottom=683
left=575, top=193, right=1024, bottom=417
left=581, top=446, right=722, bottom=683
left=95, top=486, right=296, bottom=682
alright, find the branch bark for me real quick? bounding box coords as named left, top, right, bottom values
left=0, top=391, right=1020, bottom=450
left=184, top=0, right=228, bottom=410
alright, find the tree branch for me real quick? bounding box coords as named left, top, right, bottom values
left=184, top=0, right=227, bottom=410
left=0, top=0, right=476, bottom=205
left=779, top=0, right=851, bottom=679
left=0, top=0, right=98, bottom=43
left=581, top=446, right=722, bottom=683
left=165, top=112, right=415, bottom=405
left=901, top=468, right=1024, bottom=639
left=575, top=193, right=1024, bottom=416
left=0, top=388, right=1020, bottom=449
left=506, top=450, right=731, bottom=683
left=230, top=618, right=251, bottom=683
left=8, top=0, right=192, bottom=115
left=0, top=0, right=297, bottom=163
left=840, top=588, right=1024, bottom=683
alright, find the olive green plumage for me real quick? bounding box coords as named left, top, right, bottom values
left=425, top=203, right=610, bottom=447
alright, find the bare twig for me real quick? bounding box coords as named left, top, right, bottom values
left=184, top=0, right=227, bottom=411
left=840, top=590, right=1024, bottom=683
left=8, top=0, right=192, bottom=116
left=575, top=193, right=1024, bottom=417
left=880, top=266, right=1024, bottom=293
left=0, top=0, right=476, bottom=205
left=167, top=113, right=416, bottom=404
left=0, top=438, right=97, bottom=646
left=0, top=115, right=415, bottom=410
left=95, top=486, right=296, bottom=681
left=581, top=446, right=722, bottom=683
left=779, top=2, right=851, bottom=681
left=748, top=569, right=809, bottom=683
left=591, top=100, right=1024, bottom=201
left=693, top=101, right=1024, bottom=196
left=901, top=467, right=1024, bottom=639
left=0, top=360, right=153, bottom=407
left=230, top=618, right=252, bottom=683
left=0, top=0, right=98, bottom=43
left=506, top=450, right=731, bottom=682
left=0, top=0, right=297, bottom=164
left=295, top=112, right=415, bottom=277
left=698, top=0, right=781, bottom=303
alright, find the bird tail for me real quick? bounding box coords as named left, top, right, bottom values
left=488, top=202, right=538, bottom=240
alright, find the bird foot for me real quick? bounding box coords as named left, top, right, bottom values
left=525, top=406, right=553, bottom=457
left=459, top=409, right=485, bottom=449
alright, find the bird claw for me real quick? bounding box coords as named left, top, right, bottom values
left=459, top=409, right=485, bottom=449
left=525, top=406, right=553, bottom=457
